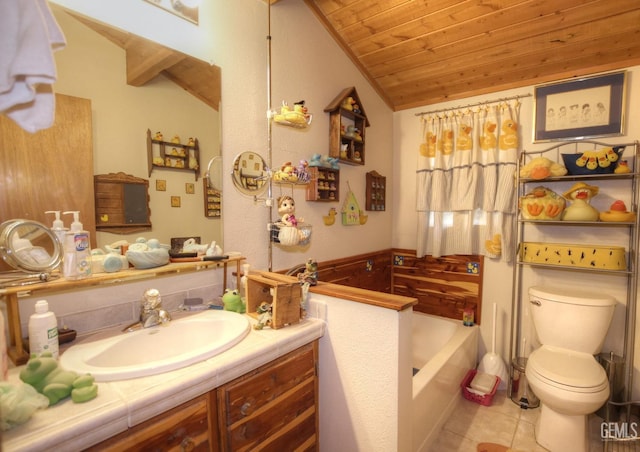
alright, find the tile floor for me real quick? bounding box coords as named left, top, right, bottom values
left=429, top=389, right=630, bottom=451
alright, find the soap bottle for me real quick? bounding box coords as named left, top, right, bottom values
left=45, top=210, right=67, bottom=249
left=240, top=263, right=250, bottom=301
left=28, top=300, right=59, bottom=359
left=62, top=211, right=92, bottom=280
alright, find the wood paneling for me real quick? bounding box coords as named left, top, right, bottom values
left=0, top=94, right=95, bottom=272
left=286, top=249, right=482, bottom=322
left=392, top=250, right=484, bottom=324
left=304, top=0, right=640, bottom=110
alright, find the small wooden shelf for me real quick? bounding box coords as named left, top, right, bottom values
left=306, top=167, right=339, bottom=202
left=203, top=178, right=221, bottom=218
left=365, top=170, right=386, bottom=211
left=147, top=129, right=200, bottom=180
left=325, top=87, right=369, bottom=166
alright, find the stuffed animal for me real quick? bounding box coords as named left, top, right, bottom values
left=19, top=352, right=98, bottom=405
left=519, top=157, right=567, bottom=180
left=222, top=289, right=245, bottom=313
left=298, top=258, right=318, bottom=286
left=278, top=195, right=303, bottom=227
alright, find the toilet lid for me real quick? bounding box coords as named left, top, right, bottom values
left=528, top=346, right=608, bottom=392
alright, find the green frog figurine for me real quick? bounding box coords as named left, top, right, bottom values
left=19, top=352, right=98, bottom=405
left=222, top=289, right=246, bottom=313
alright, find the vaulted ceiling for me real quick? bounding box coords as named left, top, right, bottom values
left=304, top=0, right=640, bottom=111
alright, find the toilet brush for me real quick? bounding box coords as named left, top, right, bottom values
left=478, top=302, right=508, bottom=389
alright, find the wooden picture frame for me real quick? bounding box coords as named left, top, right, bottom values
left=533, top=71, right=627, bottom=142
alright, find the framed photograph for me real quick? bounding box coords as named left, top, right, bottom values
left=155, top=179, right=166, bottom=191
left=533, top=71, right=627, bottom=142
left=171, top=196, right=181, bottom=207
left=185, top=183, right=195, bottom=194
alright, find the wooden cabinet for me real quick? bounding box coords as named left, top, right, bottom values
left=94, top=172, right=151, bottom=234
left=365, top=170, right=386, bottom=211
left=217, top=341, right=319, bottom=451
left=88, top=342, right=318, bottom=451
left=88, top=393, right=216, bottom=451
left=147, top=129, right=201, bottom=180
left=325, top=87, right=369, bottom=166
left=306, top=167, right=339, bottom=202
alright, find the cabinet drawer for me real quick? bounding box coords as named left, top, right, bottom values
left=217, top=342, right=318, bottom=451
left=88, top=393, right=213, bottom=451
left=220, top=342, right=316, bottom=426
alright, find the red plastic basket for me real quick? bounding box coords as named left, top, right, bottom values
left=460, top=369, right=500, bottom=406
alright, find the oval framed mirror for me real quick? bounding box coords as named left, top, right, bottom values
left=231, top=151, right=269, bottom=196
left=0, top=219, right=63, bottom=275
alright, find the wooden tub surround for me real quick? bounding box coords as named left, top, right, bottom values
left=286, top=249, right=484, bottom=324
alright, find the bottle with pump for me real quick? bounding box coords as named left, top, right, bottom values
left=28, top=300, right=59, bottom=359
left=45, top=210, right=67, bottom=249
left=62, top=211, right=91, bottom=280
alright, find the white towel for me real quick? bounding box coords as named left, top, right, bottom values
left=0, top=0, right=66, bottom=133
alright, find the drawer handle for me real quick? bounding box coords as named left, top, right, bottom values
left=530, top=299, right=541, bottom=306
left=180, top=437, right=195, bottom=451
left=240, top=402, right=252, bottom=416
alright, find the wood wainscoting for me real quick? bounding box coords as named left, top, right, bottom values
left=285, top=249, right=483, bottom=324
left=391, top=250, right=484, bottom=325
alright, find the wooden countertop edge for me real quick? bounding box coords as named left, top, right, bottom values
left=252, top=271, right=416, bottom=311
left=310, top=282, right=417, bottom=311
left=0, top=257, right=245, bottom=296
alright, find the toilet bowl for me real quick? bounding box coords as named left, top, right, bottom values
left=525, top=286, right=616, bottom=452
left=526, top=346, right=609, bottom=451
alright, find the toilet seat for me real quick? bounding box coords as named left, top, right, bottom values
left=528, top=346, right=608, bottom=393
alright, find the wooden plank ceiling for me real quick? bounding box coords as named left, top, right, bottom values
left=304, top=0, right=640, bottom=111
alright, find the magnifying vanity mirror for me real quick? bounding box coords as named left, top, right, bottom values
left=231, top=151, right=270, bottom=196
left=0, top=220, right=63, bottom=287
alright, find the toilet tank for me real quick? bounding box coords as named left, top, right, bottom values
left=529, top=286, right=616, bottom=354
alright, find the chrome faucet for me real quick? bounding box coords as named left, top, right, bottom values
left=123, top=288, right=171, bottom=332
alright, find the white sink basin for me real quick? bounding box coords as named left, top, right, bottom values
left=60, top=310, right=250, bottom=381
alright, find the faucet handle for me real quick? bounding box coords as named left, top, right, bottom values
left=143, top=288, right=162, bottom=309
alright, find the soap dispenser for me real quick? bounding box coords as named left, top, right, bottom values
left=62, top=211, right=91, bottom=280
left=45, top=210, right=67, bottom=247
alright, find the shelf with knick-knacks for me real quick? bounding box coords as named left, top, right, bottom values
left=146, top=129, right=200, bottom=180
left=325, top=87, right=369, bottom=166
left=203, top=178, right=221, bottom=218
left=306, top=167, right=339, bottom=202
left=366, top=170, right=386, bottom=211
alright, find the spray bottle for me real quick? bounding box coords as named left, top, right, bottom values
left=62, top=211, right=91, bottom=280
left=45, top=210, right=67, bottom=249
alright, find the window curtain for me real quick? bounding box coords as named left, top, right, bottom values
left=415, top=100, right=520, bottom=261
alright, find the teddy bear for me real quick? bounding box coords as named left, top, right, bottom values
left=222, top=288, right=245, bottom=313
left=19, top=352, right=98, bottom=405
left=278, top=195, right=303, bottom=227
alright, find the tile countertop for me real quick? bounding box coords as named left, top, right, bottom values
left=2, top=314, right=326, bottom=452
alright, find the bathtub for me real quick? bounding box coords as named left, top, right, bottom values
left=412, top=311, right=478, bottom=452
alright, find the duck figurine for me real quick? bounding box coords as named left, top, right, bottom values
left=599, top=200, right=636, bottom=222
left=323, top=207, right=337, bottom=226
left=561, top=182, right=600, bottom=221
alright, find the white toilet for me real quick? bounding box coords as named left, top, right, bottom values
left=525, top=286, right=615, bottom=452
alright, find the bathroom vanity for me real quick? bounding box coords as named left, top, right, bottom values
left=88, top=341, right=318, bottom=451
left=2, top=315, right=323, bottom=450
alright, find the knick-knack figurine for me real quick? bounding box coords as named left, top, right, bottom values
left=561, top=182, right=599, bottom=221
